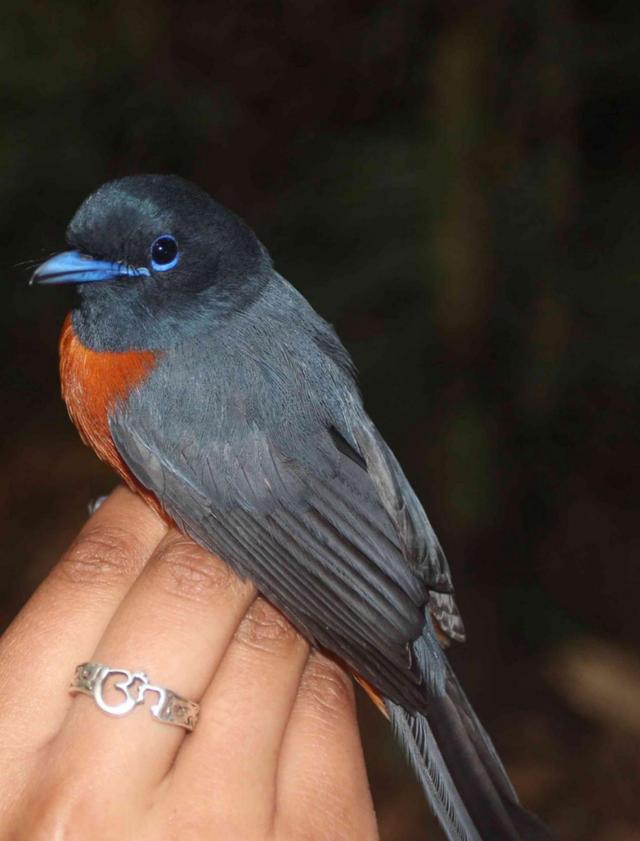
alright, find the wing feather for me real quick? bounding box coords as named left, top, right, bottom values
left=109, top=309, right=464, bottom=705
left=112, top=409, right=437, bottom=707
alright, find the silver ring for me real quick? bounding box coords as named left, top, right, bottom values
left=69, top=662, right=199, bottom=731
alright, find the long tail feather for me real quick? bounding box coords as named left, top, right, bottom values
left=386, top=657, right=555, bottom=841
left=387, top=700, right=481, bottom=841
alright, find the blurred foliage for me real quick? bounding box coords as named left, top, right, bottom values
left=1, top=1, right=639, bottom=839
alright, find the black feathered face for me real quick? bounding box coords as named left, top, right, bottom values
left=33, top=175, right=272, bottom=351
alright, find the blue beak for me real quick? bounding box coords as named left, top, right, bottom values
left=30, top=250, right=150, bottom=286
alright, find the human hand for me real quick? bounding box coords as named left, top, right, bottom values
left=0, top=487, right=379, bottom=840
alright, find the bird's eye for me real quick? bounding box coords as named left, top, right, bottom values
left=150, top=235, right=179, bottom=272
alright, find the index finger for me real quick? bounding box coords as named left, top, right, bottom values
left=0, top=486, right=166, bottom=752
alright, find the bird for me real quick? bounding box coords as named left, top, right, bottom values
left=32, top=174, right=553, bottom=841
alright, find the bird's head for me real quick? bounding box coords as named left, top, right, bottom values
left=32, top=174, right=272, bottom=351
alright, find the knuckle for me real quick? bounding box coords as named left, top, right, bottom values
left=234, top=597, right=302, bottom=656
left=300, top=653, right=355, bottom=716
left=150, top=532, right=240, bottom=604
left=56, top=525, right=142, bottom=588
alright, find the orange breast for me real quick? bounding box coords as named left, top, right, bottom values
left=59, top=313, right=161, bottom=507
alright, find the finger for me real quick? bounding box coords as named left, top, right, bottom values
left=0, top=487, right=166, bottom=751
left=275, top=653, right=378, bottom=841
left=55, top=529, right=257, bottom=794
left=169, top=597, right=310, bottom=831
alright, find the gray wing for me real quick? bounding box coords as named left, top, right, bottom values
left=110, top=293, right=463, bottom=708
left=111, top=414, right=462, bottom=711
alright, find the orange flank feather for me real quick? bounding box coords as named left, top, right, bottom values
left=354, top=673, right=389, bottom=718
left=59, top=313, right=161, bottom=510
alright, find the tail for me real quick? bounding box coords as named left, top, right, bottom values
left=386, top=660, right=554, bottom=841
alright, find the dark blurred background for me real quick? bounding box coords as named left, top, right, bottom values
left=1, top=2, right=639, bottom=839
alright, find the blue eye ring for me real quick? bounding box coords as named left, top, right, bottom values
left=150, top=234, right=179, bottom=272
